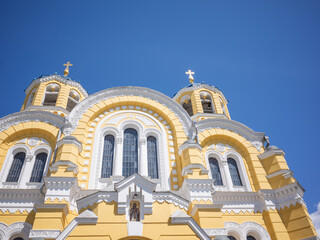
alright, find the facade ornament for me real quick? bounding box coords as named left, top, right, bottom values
left=25, top=154, right=34, bottom=162
left=251, top=141, right=263, bottom=152
left=28, top=137, right=40, bottom=147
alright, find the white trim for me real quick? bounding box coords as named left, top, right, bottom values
left=0, top=222, right=32, bottom=240
left=224, top=221, right=271, bottom=240
left=170, top=210, right=211, bottom=240
left=266, top=169, right=293, bottom=179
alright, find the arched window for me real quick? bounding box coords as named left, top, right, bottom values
left=66, top=90, right=80, bottom=111
left=123, top=128, right=138, bottom=178
left=6, top=152, right=26, bottom=182
left=247, top=236, right=256, bottom=240
left=201, top=92, right=215, bottom=113
left=227, top=158, right=242, bottom=186
left=147, top=136, right=158, bottom=179
left=30, top=153, right=47, bottom=182
left=209, top=157, right=223, bottom=185
left=101, top=135, right=115, bottom=178
left=182, top=98, right=193, bottom=116
left=43, top=83, right=60, bottom=106
left=228, top=237, right=237, bottom=240
left=13, top=237, right=24, bottom=240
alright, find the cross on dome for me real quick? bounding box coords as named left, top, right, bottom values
left=185, top=69, right=195, bottom=84
left=63, top=61, right=73, bottom=77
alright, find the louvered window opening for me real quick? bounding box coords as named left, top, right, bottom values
left=209, top=157, right=223, bottom=185
left=147, top=136, right=159, bottom=179
left=123, top=128, right=138, bottom=178
left=182, top=99, right=193, bottom=116
left=228, top=158, right=243, bottom=186
left=30, top=152, right=47, bottom=182
left=101, top=135, right=115, bottom=178
left=6, top=152, right=26, bottom=182
left=201, top=98, right=214, bottom=113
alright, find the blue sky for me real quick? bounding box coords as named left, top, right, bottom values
left=0, top=0, right=319, bottom=215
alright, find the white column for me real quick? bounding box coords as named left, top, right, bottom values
left=114, top=137, right=123, bottom=176
left=222, top=160, right=233, bottom=191
left=139, top=139, right=148, bottom=177
left=19, top=154, right=34, bottom=187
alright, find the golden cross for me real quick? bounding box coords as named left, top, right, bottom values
left=185, top=69, right=195, bottom=84
left=63, top=61, right=73, bottom=76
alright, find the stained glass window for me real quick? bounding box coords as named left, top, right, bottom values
left=101, top=135, right=115, bottom=178
left=209, top=157, right=223, bottom=185
left=123, top=128, right=138, bottom=178
left=6, top=152, right=26, bottom=182
left=147, top=136, right=158, bottom=179
left=30, top=152, right=47, bottom=182
left=228, top=158, right=242, bottom=186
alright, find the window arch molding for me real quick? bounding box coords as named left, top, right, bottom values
left=90, top=110, right=170, bottom=190
left=0, top=145, right=30, bottom=186
left=225, top=151, right=252, bottom=191
left=225, top=221, right=271, bottom=240
left=204, top=150, right=227, bottom=191
left=0, top=143, right=52, bottom=188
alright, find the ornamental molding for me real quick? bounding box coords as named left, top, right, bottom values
left=258, top=147, right=285, bottom=160
left=224, top=221, right=271, bottom=240
left=29, top=230, right=60, bottom=239
left=153, top=191, right=189, bottom=210
left=211, top=182, right=306, bottom=213
left=203, top=228, right=227, bottom=237
left=0, top=189, right=43, bottom=213
left=26, top=74, right=88, bottom=97
left=0, top=222, right=32, bottom=240
left=57, top=136, right=82, bottom=153
left=0, top=111, right=65, bottom=133
left=250, top=141, right=263, bottom=152
left=170, top=210, right=211, bottom=240
left=76, top=191, right=118, bottom=211
left=65, top=86, right=192, bottom=136
left=181, top=164, right=209, bottom=176
left=196, top=118, right=265, bottom=143
left=266, top=169, right=293, bottom=179
left=180, top=179, right=214, bottom=202
left=178, top=141, right=202, bottom=156
left=172, top=83, right=228, bottom=104
left=50, top=160, right=79, bottom=174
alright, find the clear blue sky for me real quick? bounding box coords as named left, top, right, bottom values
left=0, top=1, right=319, bottom=212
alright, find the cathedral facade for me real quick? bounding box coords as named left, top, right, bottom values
left=0, top=72, right=318, bottom=240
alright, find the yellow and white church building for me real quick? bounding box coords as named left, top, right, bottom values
left=0, top=66, right=318, bottom=240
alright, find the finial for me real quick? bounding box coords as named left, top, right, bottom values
left=63, top=61, right=73, bottom=77
left=185, top=69, right=195, bottom=84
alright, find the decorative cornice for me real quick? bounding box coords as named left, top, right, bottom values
left=224, top=221, right=271, bottom=240
left=181, top=164, right=209, bottom=176
left=64, top=86, right=192, bottom=136
left=50, top=160, right=79, bottom=174
left=0, top=222, right=33, bottom=240
left=153, top=191, right=189, bottom=210
left=178, top=141, right=202, bottom=156
left=266, top=169, right=293, bottom=179
left=0, top=189, right=43, bottom=213
left=29, top=230, right=60, bottom=239
left=196, top=118, right=265, bottom=143
left=170, top=210, right=211, bottom=240
left=115, top=173, right=156, bottom=192
left=57, top=136, right=82, bottom=153
left=76, top=191, right=117, bottom=211
left=180, top=179, right=214, bottom=202
left=203, top=228, right=227, bottom=237
left=25, top=74, right=88, bottom=97
left=172, top=83, right=228, bottom=104
left=0, top=111, right=65, bottom=133
left=258, top=146, right=285, bottom=160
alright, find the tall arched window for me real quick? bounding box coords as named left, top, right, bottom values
left=43, top=83, right=60, bottom=106
left=147, top=136, right=158, bottom=179
left=101, top=135, right=115, bottom=178
left=227, top=158, right=242, bottom=186
left=66, top=90, right=80, bottom=111
left=182, top=98, right=193, bottom=116
left=247, top=236, right=256, bottom=240
left=201, top=92, right=215, bottom=113
left=6, top=152, right=26, bottom=182
left=123, top=128, right=138, bottom=178
left=228, top=237, right=237, bottom=240
left=30, top=153, right=47, bottom=182
left=209, top=157, right=223, bottom=185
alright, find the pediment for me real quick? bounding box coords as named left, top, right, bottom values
left=115, top=173, right=156, bottom=193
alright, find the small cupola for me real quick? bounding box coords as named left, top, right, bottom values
left=173, top=70, right=230, bottom=121
left=21, top=62, right=88, bottom=117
